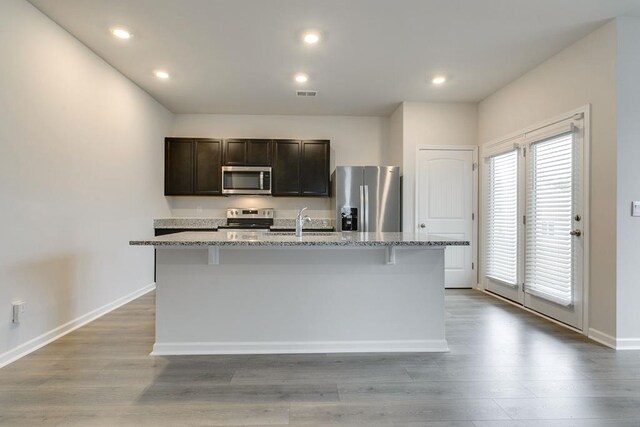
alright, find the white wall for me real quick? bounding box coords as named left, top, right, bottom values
left=401, top=102, right=479, bottom=230
left=478, top=21, right=617, bottom=338
left=385, top=104, right=404, bottom=173
left=615, top=17, right=640, bottom=343
left=169, top=114, right=390, bottom=218
left=0, top=0, right=172, bottom=362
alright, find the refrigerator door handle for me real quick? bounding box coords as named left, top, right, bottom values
left=359, top=185, right=365, bottom=232
left=363, top=185, right=369, bottom=232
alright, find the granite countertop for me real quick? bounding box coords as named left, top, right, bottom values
left=154, top=218, right=334, bottom=230
left=130, top=231, right=469, bottom=247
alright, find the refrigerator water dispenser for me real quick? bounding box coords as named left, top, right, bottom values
left=341, top=207, right=358, bottom=231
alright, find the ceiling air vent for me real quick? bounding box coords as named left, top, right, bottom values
left=296, top=90, right=318, bottom=97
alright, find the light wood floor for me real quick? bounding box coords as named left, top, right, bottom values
left=2, top=290, right=640, bottom=426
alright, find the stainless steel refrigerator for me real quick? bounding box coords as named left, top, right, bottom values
left=331, top=166, right=401, bottom=232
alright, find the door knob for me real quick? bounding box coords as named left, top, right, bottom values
left=569, top=229, right=582, bottom=237
left=419, top=223, right=426, bottom=229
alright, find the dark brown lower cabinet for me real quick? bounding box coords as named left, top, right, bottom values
left=155, top=228, right=217, bottom=236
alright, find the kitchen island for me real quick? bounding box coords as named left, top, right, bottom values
left=130, top=231, right=468, bottom=355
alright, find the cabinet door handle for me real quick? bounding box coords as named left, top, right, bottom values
left=420, top=223, right=426, bottom=229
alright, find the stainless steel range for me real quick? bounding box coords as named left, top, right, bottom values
left=217, top=208, right=273, bottom=232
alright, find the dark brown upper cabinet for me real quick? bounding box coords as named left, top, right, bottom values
left=165, top=138, right=194, bottom=195
left=301, top=140, right=330, bottom=196
left=165, top=138, right=222, bottom=196
left=272, top=139, right=330, bottom=197
left=223, top=139, right=271, bottom=166
left=272, top=140, right=302, bottom=196
left=194, top=139, right=222, bottom=194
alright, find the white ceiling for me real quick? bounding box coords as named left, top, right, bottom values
left=28, top=0, right=640, bottom=116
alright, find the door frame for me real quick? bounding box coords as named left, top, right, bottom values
left=415, top=145, right=479, bottom=288
left=479, top=105, right=591, bottom=335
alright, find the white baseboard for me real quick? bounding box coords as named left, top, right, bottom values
left=151, top=339, right=450, bottom=355
left=589, top=328, right=640, bottom=350
left=615, top=338, right=640, bottom=350
left=0, top=283, right=156, bottom=368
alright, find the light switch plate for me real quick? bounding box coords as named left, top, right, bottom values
left=12, top=301, right=25, bottom=324
left=632, top=201, right=640, bottom=217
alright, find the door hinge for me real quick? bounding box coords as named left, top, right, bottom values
left=523, top=147, right=526, bottom=157
left=472, top=262, right=475, bottom=270
left=523, top=215, right=526, bottom=225
left=472, top=213, right=475, bottom=220
left=472, top=162, right=477, bottom=171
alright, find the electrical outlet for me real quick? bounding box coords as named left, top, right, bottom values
left=12, top=301, right=25, bottom=324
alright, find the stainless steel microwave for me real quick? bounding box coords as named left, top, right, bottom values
left=221, top=166, right=272, bottom=195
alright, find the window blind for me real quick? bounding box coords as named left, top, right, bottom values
left=525, top=132, right=574, bottom=306
left=486, top=150, right=518, bottom=285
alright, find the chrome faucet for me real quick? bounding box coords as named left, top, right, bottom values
left=296, top=207, right=312, bottom=237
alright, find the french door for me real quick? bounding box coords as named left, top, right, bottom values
left=524, top=128, right=583, bottom=329
left=485, top=148, right=523, bottom=304
left=484, top=113, right=586, bottom=330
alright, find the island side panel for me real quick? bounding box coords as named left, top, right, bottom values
left=153, top=246, right=447, bottom=354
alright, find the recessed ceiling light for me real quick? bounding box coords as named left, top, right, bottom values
left=303, top=31, right=320, bottom=44
left=432, top=76, right=447, bottom=85
left=294, top=73, right=308, bottom=83
left=111, top=27, right=132, bottom=40
left=154, top=70, right=170, bottom=79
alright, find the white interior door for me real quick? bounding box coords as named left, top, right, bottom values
left=417, top=149, right=475, bottom=288
left=524, top=130, right=583, bottom=330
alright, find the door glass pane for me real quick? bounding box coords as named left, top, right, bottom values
left=525, top=132, right=574, bottom=306
left=486, top=150, right=518, bottom=285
